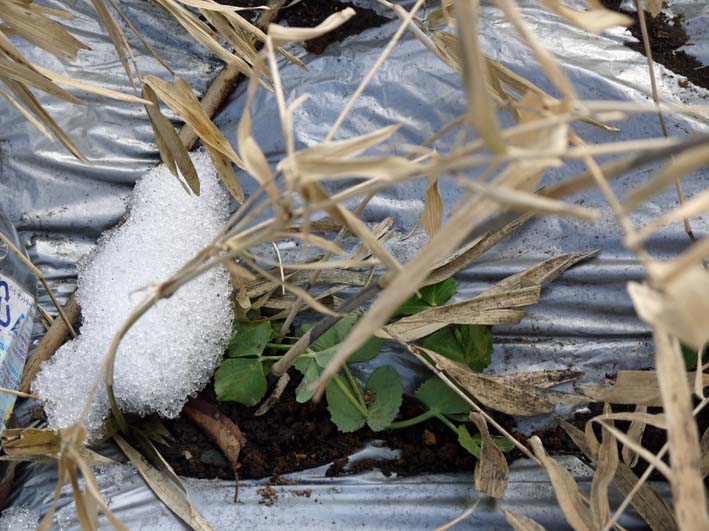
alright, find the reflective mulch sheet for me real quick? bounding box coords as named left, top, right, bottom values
left=0, top=0, right=706, bottom=528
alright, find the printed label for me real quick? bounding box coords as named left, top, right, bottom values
left=0, top=273, right=35, bottom=431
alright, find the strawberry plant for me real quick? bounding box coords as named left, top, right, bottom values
left=214, top=277, right=511, bottom=458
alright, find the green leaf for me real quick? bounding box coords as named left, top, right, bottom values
left=313, top=336, right=383, bottom=368
left=226, top=321, right=271, bottom=358
left=394, top=278, right=457, bottom=317
left=423, top=324, right=493, bottom=371
left=682, top=343, right=706, bottom=370
left=492, top=436, right=515, bottom=453
left=310, top=315, right=358, bottom=351
left=421, top=278, right=457, bottom=306
left=350, top=336, right=383, bottom=363
left=326, top=376, right=366, bottom=432
left=365, top=366, right=403, bottom=431
left=214, top=358, right=267, bottom=406
left=457, top=425, right=481, bottom=458
left=294, top=358, right=320, bottom=403
left=415, top=377, right=472, bottom=416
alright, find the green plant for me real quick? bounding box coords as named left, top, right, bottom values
left=681, top=343, right=707, bottom=371
left=214, top=277, right=511, bottom=458
left=422, top=324, right=492, bottom=372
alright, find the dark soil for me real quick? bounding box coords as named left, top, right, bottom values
left=157, top=371, right=709, bottom=483
left=220, top=0, right=390, bottom=54
left=600, top=0, right=709, bottom=90
left=157, top=374, right=511, bottom=480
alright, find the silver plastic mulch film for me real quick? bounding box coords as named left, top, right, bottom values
left=0, top=0, right=706, bottom=528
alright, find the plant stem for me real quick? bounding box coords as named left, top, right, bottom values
left=434, top=412, right=458, bottom=433
left=343, top=365, right=367, bottom=411
left=333, top=375, right=368, bottom=418
left=260, top=353, right=315, bottom=361
left=265, top=342, right=293, bottom=350
left=387, top=409, right=436, bottom=429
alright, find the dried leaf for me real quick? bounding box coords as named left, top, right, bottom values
left=0, top=84, right=51, bottom=139
left=4, top=78, right=88, bottom=162
left=701, top=427, right=709, bottom=478
left=384, top=250, right=595, bottom=341
left=349, top=217, right=393, bottom=262
left=237, top=69, right=273, bottom=188
left=0, top=57, right=82, bottom=104
left=91, top=0, right=135, bottom=86
left=292, top=155, right=416, bottom=184
left=268, top=8, right=356, bottom=44
left=470, top=413, right=509, bottom=498
left=529, top=436, right=595, bottom=531
left=455, top=0, right=505, bottom=153
left=489, top=369, right=583, bottom=389
left=301, top=182, right=403, bottom=273
left=425, top=213, right=532, bottom=285
left=594, top=418, right=672, bottom=479
left=421, top=347, right=585, bottom=416
left=1, top=1, right=89, bottom=61
left=646, top=0, right=663, bottom=17
left=622, top=405, right=648, bottom=467
left=206, top=147, right=244, bottom=202
left=145, top=76, right=244, bottom=166
left=462, top=180, right=600, bottom=220
left=560, top=420, right=678, bottom=531
left=579, top=370, right=709, bottom=406
left=488, top=250, right=599, bottom=294
left=502, top=509, right=546, bottom=531
left=629, top=265, right=709, bottom=351
left=182, top=399, right=245, bottom=467
left=1, top=428, right=116, bottom=466
left=379, top=294, right=531, bottom=341
left=298, top=125, right=401, bottom=160
left=34, top=65, right=148, bottom=104
left=624, top=143, right=709, bottom=211
left=142, top=84, right=200, bottom=195
left=629, top=188, right=709, bottom=245
left=422, top=176, right=444, bottom=236
left=114, top=434, right=212, bottom=531
left=590, top=404, right=619, bottom=529
left=538, top=0, right=631, bottom=33
left=492, top=0, right=576, bottom=100
left=653, top=328, right=709, bottom=529
left=154, top=0, right=249, bottom=68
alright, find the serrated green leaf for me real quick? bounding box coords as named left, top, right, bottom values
left=457, top=425, right=481, bottom=458
left=422, top=277, right=457, bottom=306
left=311, top=314, right=358, bottom=351
left=492, top=436, right=515, bottom=453
left=415, top=377, right=472, bottom=416
left=215, top=358, right=267, bottom=406
left=350, top=336, right=383, bottom=363
left=314, top=336, right=383, bottom=368
left=294, top=358, right=320, bottom=403
left=394, top=277, right=457, bottom=317
left=226, top=320, right=271, bottom=358
left=365, top=366, right=403, bottom=431
left=326, top=376, right=366, bottom=433
left=423, top=324, right=492, bottom=371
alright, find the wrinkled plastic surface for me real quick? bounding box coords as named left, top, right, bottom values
left=0, top=0, right=707, bottom=528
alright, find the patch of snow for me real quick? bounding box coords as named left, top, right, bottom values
left=33, top=151, right=233, bottom=436
left=0, top=506, right=40, bottom=531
